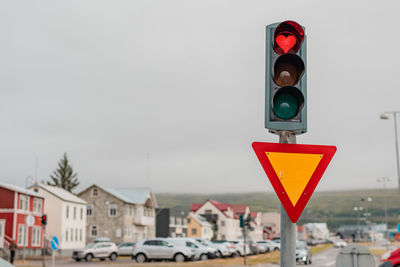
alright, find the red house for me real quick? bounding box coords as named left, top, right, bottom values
left=0, top=182, right=44, bottom=253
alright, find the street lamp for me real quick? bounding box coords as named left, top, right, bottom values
left=380, top=111, right=400, bottom=194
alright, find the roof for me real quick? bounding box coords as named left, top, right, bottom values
left=31, top=183, right=86, bottom=204
left=80, top=185, right=158, bottom=207
left=190, top=199, right=249, bottom=219
left=0, top=182, right=43, bottom=198
left=189, top=213, right=212, bottom=227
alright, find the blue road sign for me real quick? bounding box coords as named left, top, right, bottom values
left=397, top=223, right=400, bottom=232
left=51, top=236, right=59, bottom=251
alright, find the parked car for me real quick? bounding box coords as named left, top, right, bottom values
left=229, top=240, right=252, bottom=256
left=212, top=240, right=237, bottom=257
left=295, top=241, right=312, bottom=265
left=249, top=240, right=268, bottom=254
left=168, top=237, right=217, bottom=260
left=132, top=238, right=194, bottom=263
left=333, top=239, right=347, bottom=248
left=194, top=238, right=230, bottom=258
left=380, top=247, right=400, bottom=267
left=118, top=242, right=136, bottom=256
left=257, top=240, right=280, bottom=251
left=72, top=242, right=118, bottom=262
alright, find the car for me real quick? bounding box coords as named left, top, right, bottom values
left=72, top=242, right=118, bottom=262
left=132, top=238, right=194, bottom=263
left=380, top=247, right=400, bottom=267
left=194, top=238, right=230, bottom=257
left=334, top=239, right=347, bottom=248
left=94, top=237, right=111, bottom=243
left=250, top=241, right=268, bottom=253
left=295, top=241, right=312, bottom=265
left=257, top=240, right=280, bottom=251
left=212, top=240, right=238, bottom=257
left=229, top=240, right=252, bottom=256
left=118, top=242, right=135, bottom=256
left=168, top=237, right=217, bottom=260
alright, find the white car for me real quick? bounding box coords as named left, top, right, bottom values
left=334, top=239, right=347, bottom=248
left=257, top=240, right=280, bottom=251
left=118, top=242, right=135, bottom=256
left=132, top=238, right=194, bottom=263
left=194, top=238, right=230, bottom=257
left=72, top=242, right=118, bottom=262
left=168, top=237, right=217, bottom=260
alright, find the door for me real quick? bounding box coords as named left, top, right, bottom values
left=0, top=220, right=5, bottom=249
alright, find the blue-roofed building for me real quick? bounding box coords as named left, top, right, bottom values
left=78, top=184, right=158, bottom=244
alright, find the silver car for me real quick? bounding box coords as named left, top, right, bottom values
left=194, top=238, right=230, bottom=257
left=168, top=237, right=217, bottom=260
left=118, top=242, right=135, bottom=256
left=132, top=238, right=194, bottom=263
left=72, top=242, right=118, bottom=262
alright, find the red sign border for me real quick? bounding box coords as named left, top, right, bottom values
left=252, top=142, right=337, bottom=223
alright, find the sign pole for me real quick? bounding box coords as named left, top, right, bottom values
left=51, top=250, right=55, bottom=267
left=279, top=131, right=296, bottom=267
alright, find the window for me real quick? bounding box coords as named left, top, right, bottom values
left=66, top=230, right=69, bottom=242
left=75, top=228, right=78, bottom=241
left=66, top=206, right=69, bottom=219
left=183, top=219, right=188, bottom=226
left=73, top=207, right=77, bottom=220
left=129, top=206, right=133, bottom=216
left=87, top=205, right=93, bottom=216
left=187, top=218, right=191, bottom=224
left=33, top=198, right=42, bottom=212
left=32, top=227, right=41, bottom=246
left=170, top=217, right=175, bottom=225
left=18, top=225, right=27, bottom=246
left=19, top=195, right=29, bottom=211
left=71, top=229, right=73, bottom=241
left=176, top=217, right=182, bottom=225
left=80, top=229, right=82, bottom=242
left=109, top=204, right=117, bottom=217
left=92, top=188, right=98, bottom=197
left=191, top=228, right=197, bottom=235
left=80, top=208, right=83, bottom=220
left=205, top=209, right=212, bottom=214
left=221, top=220, right=226, bottom=227
left=134, top=207, right=137, bottom=216
left=90, top=225, right=98, bottom=237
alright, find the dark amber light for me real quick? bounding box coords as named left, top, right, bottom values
left=273, top=54, right=305, bottom=86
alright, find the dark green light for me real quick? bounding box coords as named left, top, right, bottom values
left=273, top=92, right=299, bottom=120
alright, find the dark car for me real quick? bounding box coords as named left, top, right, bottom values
left=380, top=247, right=400, bottom=267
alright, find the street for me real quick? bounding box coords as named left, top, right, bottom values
left=14, top=246, right=383, bottom=267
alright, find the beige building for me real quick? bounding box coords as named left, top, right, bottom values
left=29, top=183, right=87, bottom=254
left=78, top=184, right=157, bottom=244
left=186, top=213, right=213, bottom=240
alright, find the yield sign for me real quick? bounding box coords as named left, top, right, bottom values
left=252, top=142, right=337, bottom=223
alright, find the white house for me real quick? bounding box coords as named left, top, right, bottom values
left=30, top=183, right=87, bottom=254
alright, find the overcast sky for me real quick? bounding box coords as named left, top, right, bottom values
left=1, top=0, right=399, bottom=193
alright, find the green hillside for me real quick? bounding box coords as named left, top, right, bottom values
left=156, top=189, right=400, bottom=231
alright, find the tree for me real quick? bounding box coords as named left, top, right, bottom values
left=47, top=153, right=79, bottom=192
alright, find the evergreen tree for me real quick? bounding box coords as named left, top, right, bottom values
left=47, top=153, right=79, bottom=192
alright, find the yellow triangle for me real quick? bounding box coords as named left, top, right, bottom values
left=266, top=152, right=323, bottom=206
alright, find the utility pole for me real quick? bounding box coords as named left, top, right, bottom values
left=42, top=225, right=46, bottom=267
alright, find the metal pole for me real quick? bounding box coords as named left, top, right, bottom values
left=42, top=226, right=46, bottom=267
left=393, top=113, right=400, bottom=195
left=243, top=227, right=247, bottom=265
left=279, top=132, right=296, bottom=267
left=51, top=250, right=55, bottom=267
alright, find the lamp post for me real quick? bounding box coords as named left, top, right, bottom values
left=380, top=112, right=400, bottom=194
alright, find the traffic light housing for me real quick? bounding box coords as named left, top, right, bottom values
left=265, top=20, right=307, bottom=134
left=239, top=214, right=244, bottom=228
left=41, top=214, right=47, bottom=226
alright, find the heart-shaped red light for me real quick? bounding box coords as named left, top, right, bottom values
left=275, top=35, right=297, bottom=54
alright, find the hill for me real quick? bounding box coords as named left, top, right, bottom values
left=155, top=189, right=400, bottom=230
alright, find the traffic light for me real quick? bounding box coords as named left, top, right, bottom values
left=265, top=20, right=307, bottom=134
left=41, top=214, right=47, bottom=226
left=239, top=215, right=244, bottom=228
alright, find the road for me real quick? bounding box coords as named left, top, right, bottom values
left=14, top=247, right=380, bottom=267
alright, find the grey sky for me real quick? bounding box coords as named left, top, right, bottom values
left=0, top=0, right=399, bottom=193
